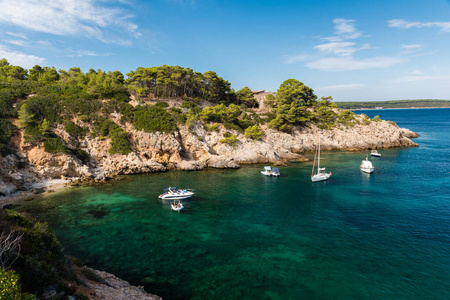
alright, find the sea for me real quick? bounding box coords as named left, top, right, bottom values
left=19, top=108, right=450, bottom=300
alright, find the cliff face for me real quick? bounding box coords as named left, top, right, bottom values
left=0, top=114, right=418, bottom=197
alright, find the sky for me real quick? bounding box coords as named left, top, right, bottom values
left=1, top=0, right=450, bottom=101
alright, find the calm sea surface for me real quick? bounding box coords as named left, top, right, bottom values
left=20, top=108, right=450, bottom=299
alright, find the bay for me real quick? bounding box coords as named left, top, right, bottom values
left=20, top=108, right=450, bottom=299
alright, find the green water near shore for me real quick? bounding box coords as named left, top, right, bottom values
left=20, top=108, right=450, bottom=299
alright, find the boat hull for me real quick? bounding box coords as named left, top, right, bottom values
left=159, top=188, right=194, bottom=200
left=159, top=193, right=193, bottom=200
left=311, top=173, right=331, bottom=182
left=171, top=204, right=184, bottom=211
left=370, top=153, right=381, bottom=157
left=360, top=167, right=374, bottom=173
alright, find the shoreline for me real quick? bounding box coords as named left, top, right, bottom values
left=0, top=178, right=70, bottom=207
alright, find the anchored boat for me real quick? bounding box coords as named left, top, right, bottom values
left=159, top=187, right=194, bottom=200
left=311, top=132, right=332, bottom=182
left=370, top=150, right=381, bottom=157
left=171, top=199, right=184, bottom=211
left=360, top=157, right=375, bottom=173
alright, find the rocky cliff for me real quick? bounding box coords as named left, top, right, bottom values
left=0, top=113, right=418, bottom=198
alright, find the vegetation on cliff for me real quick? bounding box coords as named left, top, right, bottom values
left=0, top=209, right=82, bottom=299
left=0, top=58, right=374, bottom=159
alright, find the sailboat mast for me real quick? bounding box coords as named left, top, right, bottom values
left=317, top=132, right=321, bottom=174
left=312, top=144, right=317, bottom=177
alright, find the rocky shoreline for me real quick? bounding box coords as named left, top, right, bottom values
left=1, top=114, right=419, bottom=200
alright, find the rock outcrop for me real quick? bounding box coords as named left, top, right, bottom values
left=0, top=114, right=418, bottom=197
left=73, top=267, right=162, bottom=300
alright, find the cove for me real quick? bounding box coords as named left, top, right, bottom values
left=19, top=108, right=450, bottom=299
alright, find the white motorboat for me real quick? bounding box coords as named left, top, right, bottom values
left=261, top=166, right=272, bottom=176
left=159, top=187, right=194, bottom=200
left=272, top=167, right=280, bottom=177
left=360, top=157, right=374, bottom=173
left=311, top=132, right=332, bottom=182
left=171, top=199, right=184, bottom=211
left=370, top=150, right=381, bottom=157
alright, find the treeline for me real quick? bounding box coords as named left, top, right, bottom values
left=0, top=58, right=369, bottom=155
left=126, top=65, right=237, bottom=103
left=336, top=99, right=450, bottom=110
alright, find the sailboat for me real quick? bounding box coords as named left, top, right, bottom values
left=311, top=132, right=332, bottom=182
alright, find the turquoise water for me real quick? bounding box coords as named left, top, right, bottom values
left=20, top=108, right=450, bottom=299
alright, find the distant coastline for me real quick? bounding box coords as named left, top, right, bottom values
left=352, top=106, right=450, bottom=111
left=337, top=99, right=450, bottom=110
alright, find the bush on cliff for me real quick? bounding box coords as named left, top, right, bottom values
left=64, top=120, right=87, bottom=139
left=1, top=209, right=74, bottom=298
left=0, top=268, right=36, bottom=300
left=43, top=137, right=66, bottom=154
left=132, top=105, right=177, bottom=133
left=244, top=125, right=263, bottom=140
left=219, top=134, right=238, bottom=146
left=109, top=128, right=132, bottom=155
left=0, top=118, right=16, bottom=153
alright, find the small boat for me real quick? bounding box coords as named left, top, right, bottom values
left=272, top=167, right=280, bottom=177
left=360, top=157, right=374, bottom=173
left=159, top=187, right=194, bottom=200
left=311, top=132, right=332, bottom=182
left=261, top=166, right=272, bottom=176
left=370, top=150, right=381, bottom=157
left=171, top=199, right=184, bottom=211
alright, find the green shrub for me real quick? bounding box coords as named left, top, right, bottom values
left=0, top=118, right=16, bottom=151
left=373, top=115, right=381, bottom=122
left=69, top=148, right=90, bottom=163
left=2, top=210, right=72, bottom=297
left=154, top=101, right=169, bottom=108
left=204, top=123, right=219, bottom=132
left=64, top=121, right=87, bottom=139
left=244, top=125, right=263, bottom=140
left=43, top=137, right=66, bottom=154
left=92, top=118, right=116, bottom=137
left=181, top=100, right=198, bottom=109
left=219, top=134, right=238, bottom=145
left=81, top=267, right=104, bottom=283
left=0, top=268, right=36, bottom=300
left=388, top=120, right=398, bottom=127
left=0, top=89, right=17, bottom=118
left=169, top=107, right=182, bottom=114
left=132, top=106, right=177, bottom=133
left=108, top=128, right=132, bottom=155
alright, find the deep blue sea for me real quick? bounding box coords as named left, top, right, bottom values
left=20, top=108, right=450, bottom=299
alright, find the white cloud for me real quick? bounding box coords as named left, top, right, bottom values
left=66, top=49, right=113, bottom=57
left=306, top=56, right=406, bottom=72
left=0, top=45, right=45, bottom=67
left=395, top=72, right=450, bottom=83
left=320, top=18, right=362, bottom=42
left=5, top=40, right=28, bottom=47
left=6, top=32, right=28, bottom=40
left=314, top=42, right=356, bottom=56
left=0, top=0, right=139, bottom=44
left=388, top=19, right=450, bottom=32
left=333, top=18, right=362, bottom=39
left=285, top=54, right=308, bottom=64
left=319, top=83, right=365, bottom=90
left=409, top=70, right=424, bottom=75
left=400, top=44, right=425, bottom=53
